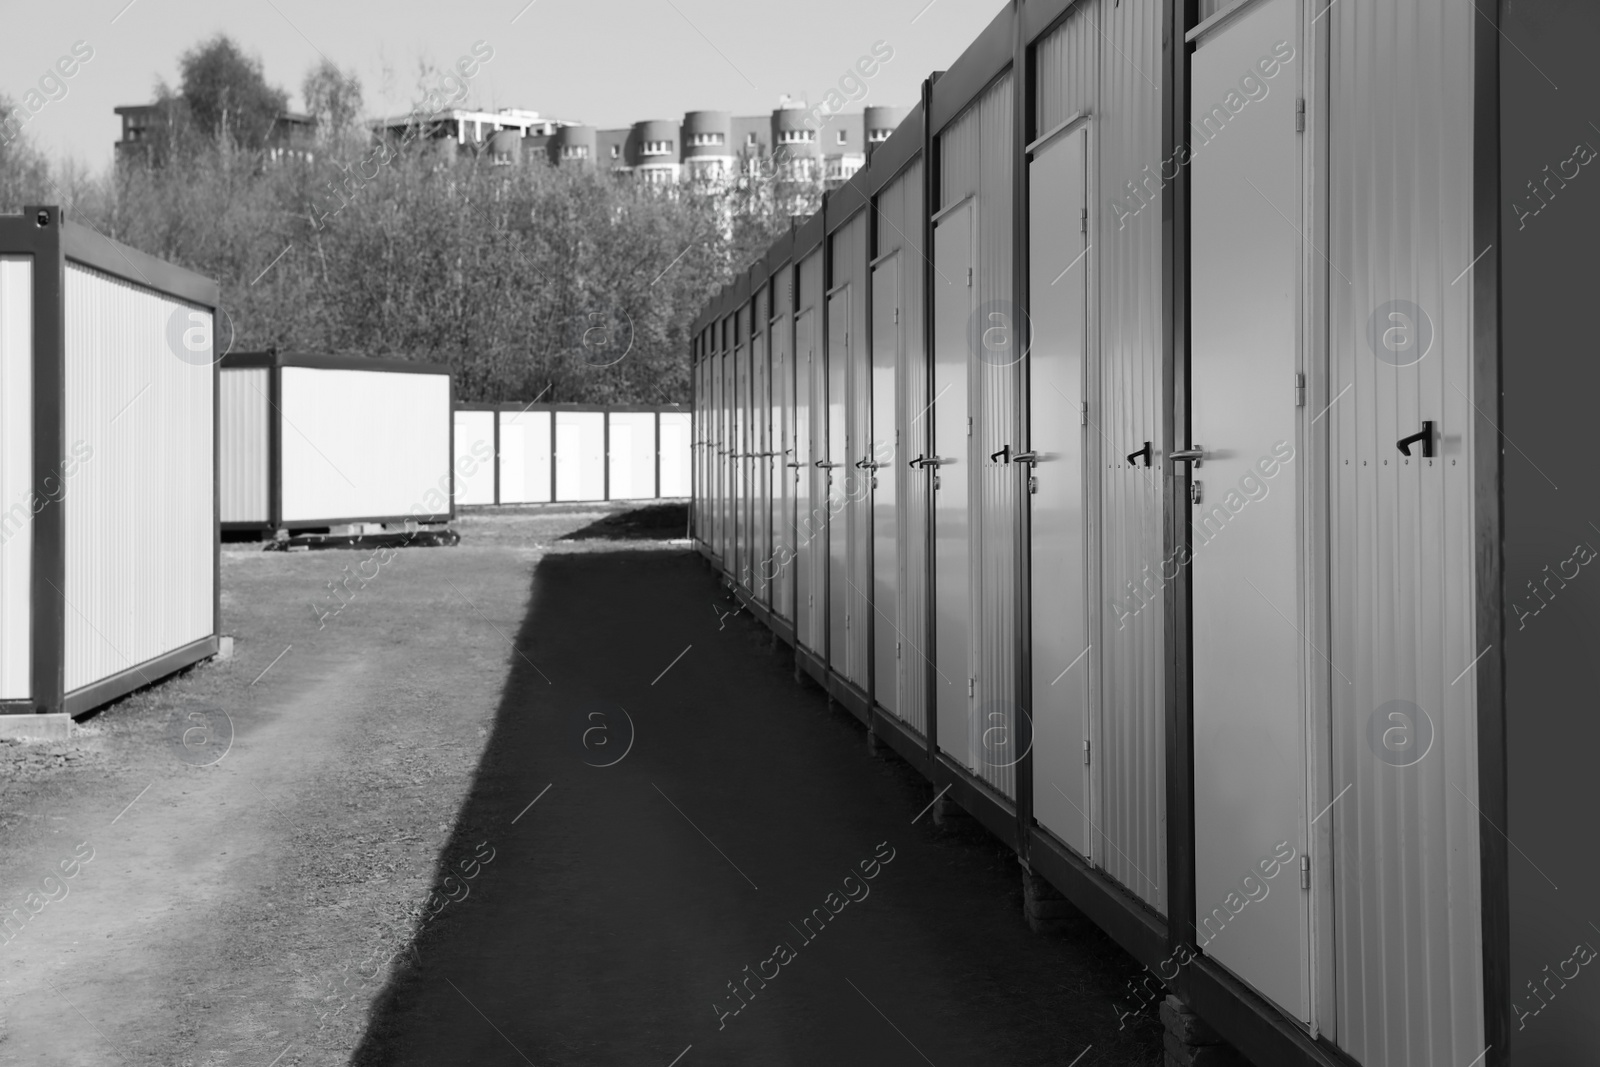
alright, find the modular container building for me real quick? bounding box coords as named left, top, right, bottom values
left=0, top=206, right=219, bottom=718
left=689, top=2, right=1597, bottom=1065
left=452, top=403, right=692, bottom=506
left=219, top=352, right=454, bottom=536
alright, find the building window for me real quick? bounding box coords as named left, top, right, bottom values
left=777, top=129, right=815, bottom=145
left=611, top=144, right=621, bottom=158
left=746, top=132, right=758, bottom=146
left=869, top=128, right=893, bottom=142
left=561, top=145, right=589, bottom=159
left=836, top=130, right=848, bottom=145
left=643, top=139, right=674, bottom=156
left=689, top=132, right=725, bottom=147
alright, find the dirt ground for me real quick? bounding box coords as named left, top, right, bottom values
left=0, top=504, right=1165, bottom=1067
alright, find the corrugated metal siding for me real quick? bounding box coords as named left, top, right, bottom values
left=63, top=263, right=214, bottom=693
left=499, top=410, right=552, bottom=503
left=555, top=411, right=606, bottom=502
left=879, top=163, right=927, bottom=735
left=453, top=411, right=496, bottom=505
left=1095, top=0, right=1166, bottom=910
left=279, top=367, right=452, bottom=522
left=736, top=335, right=751, bottom=589
left=1036, top=3, right=1097, bottom=131
left=660, top=412, right=692, bottom=498
left=798, top=250, right=827, bottom=654
left=1326, top=0, right=1482, bottom=1060
left=0, top=256, right=32, bottom=699
left=832, top=213, right=871, bottom=688
left=769, top=271, right=795, bottom=623
left=219, top=367, right=269, bottom=524
left=941, top=74, right=1017, bottom=800
left=608, top=411, right=657, bottom=500
left=752, top=288, right=771, bottom=603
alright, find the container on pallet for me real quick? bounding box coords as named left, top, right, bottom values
left=0, top=206, right=219, bottom=718
left=219, top=352, right=454, bottom=536
left=451, top=403, right=692, bottom=506
left=688, top=1, right=1599, bottom=1064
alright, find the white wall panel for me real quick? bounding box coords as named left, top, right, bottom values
left=219, top=367, right=269, bottom=524
left=659, top=411, right=692, bottom=498
left=555, top=411, right=605, bottom=502
left=63, top=263, right=213, bottom=694
left=1326, top=0, right=1483, bottom=1060
left=0, top=257, right=32, bottom=699
left=279, top=366, right=452, bottom=523
left=453, top=411, right=496, bottom=506
left=500, top=410, right=552, bottom=503
left=608, top=411, right=658, bottom=501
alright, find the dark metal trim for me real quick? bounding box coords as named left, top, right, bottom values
left=793, top=211, right=827, bottom=262
left=1012, top=0, right=1035, bottom=864
left=63, top=635, right=218, bottom=719
left=920, top=76, right=940, bottom=769
left=1184, top=956, right=1355, bottom=1067
left=1473, top=0, right=1508, bottom=1061
left=1027, top=827, right=1169, bottom=969
left=60, top=218, right=219, bottom=307
left=224, top=351, right=453, bottom=376
left=267, top=361, right=283, bottom=529
left=871, top=705, right=932, bottom=777
left=932, top=753, right=1021, bottom=852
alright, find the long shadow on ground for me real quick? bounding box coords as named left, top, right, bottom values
left=350, top=546, right=1164, bottom=1067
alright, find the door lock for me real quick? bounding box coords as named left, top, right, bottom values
left=1190, top=480, right=1202, bottom=505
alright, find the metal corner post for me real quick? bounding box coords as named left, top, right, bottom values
left=27, top=208, right=66, bottom=716
left=1012, top=0, right=1035, bottom=862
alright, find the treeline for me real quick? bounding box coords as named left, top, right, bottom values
left=0, top=36, right=812, bottom=404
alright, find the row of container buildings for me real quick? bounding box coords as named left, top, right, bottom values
left=0, top=208, right=688, bottom=722
left=688, top=0, right=1595, bottom=1064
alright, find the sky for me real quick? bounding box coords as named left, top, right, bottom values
left=3, top=0, right=1004, bottom=170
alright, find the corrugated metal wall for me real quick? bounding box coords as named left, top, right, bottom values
left=1326, top=0, right=1483, bottom=1060
left=1091, top=0, right=1166, bottom=911
left=555, top=411, right=606, bottom=502
left=831, top=213, right=872, bottom=688
left=279, top=367, right=452, bottom=523
left=500, top=410, right=552, bottom=504
left=798, top=249, right=827, bottom=654
left=660, top=411, right=692, bottom=498
left=1036, top=2, right=1097, bottom=132
left=63, top=264, right=213, bottom=693
left=0, top=256, right=32, bottom=699
left=877, top=163, right=927, bottom=735
left=453, top=411, right=496, bottom=505
left=607, top=411, right=657, bottom=500
left=752, top=286, right=771, bottom=603
left=219, top=368, right=269, bottom=524
left=769, top=270, right=795, bottom=623
left=941, top=74, right=1018, bottom=800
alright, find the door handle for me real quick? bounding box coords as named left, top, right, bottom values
left=1396, top=421, right=1434, bottom=458
left=1170, top=447, right=1203, bottom=469
left=1126, top=441, right=1152, bottom=467
left=814, top=460, right=842, bottom=469
left=1012, top=450, right=1040, bottom=466
left=785, top=461, right=804, bottom=468
left=990, top=444, right=1011, bottom=465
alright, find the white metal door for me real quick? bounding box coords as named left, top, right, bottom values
left=794, top=309, right=819, bottom=653
left=773, top=312, right=795, bottom=622
left=1188, top=0, right=1308, bottom=1021
left=870, top=256, right=900, bottom=716
left=933, top=203, right=975, bottom=768
left=1028, top=126, right=1091, bottom=858
left=826, top=288, right=851, bottom=677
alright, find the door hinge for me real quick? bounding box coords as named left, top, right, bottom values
left=967, top=416, right=973, bottom=436
left=1295, top=98, right=1306, bottom=133
left=1080, top=207, right=1088, bottom=235
left=1300, top=854, right=1311, bottom=890
left=967, top=677, right=975, bottom=698
left=1028, top=475, right=1038, bottom=494
left=894, top=307, right=900, bottom=324
left=1294, top=372, right=1306, bottom=407
left=896, top=640, right=902, bottom=659
left=1080, top=401, right=1088, bottom=427
left=966, top=267, right=973, bottom=287
left=846, top=613, right=850, bottom=629
left=1083, top=740, right=1091, bottom=765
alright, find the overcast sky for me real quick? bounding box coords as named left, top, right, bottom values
left=5, top=0, right=1002, bottom=169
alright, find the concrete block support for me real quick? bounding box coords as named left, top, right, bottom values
left=1021, top=864, right=1089, bottom=935
left=1160, top=995, right=1251, bottom=1067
